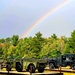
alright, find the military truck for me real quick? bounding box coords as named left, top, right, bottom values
left=47, top=53, right=75, bottom=70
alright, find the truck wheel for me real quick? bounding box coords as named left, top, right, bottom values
left=16, top=62, right=23, bottom=72
left=26, top=63, right=35, bottom=73
left=6, top=62, right=11, bottom=71
left=49, top=63, right=55, bottom=69
left=38, top=66, right=44, bottom=73
left=72, top=64, right=75, bottom=70
left=37, top=63, right=45, bottom=73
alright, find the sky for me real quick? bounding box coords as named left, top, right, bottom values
left=0, top=0, right=75, bottom=38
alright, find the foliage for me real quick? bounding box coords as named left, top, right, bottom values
left=0, top=30, right=75, bottom=59
left=68, top=30, right=75, bottom=53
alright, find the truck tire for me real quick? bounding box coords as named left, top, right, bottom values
left=16, top=62, right=23, bottom=72
left=26, top=63, right=35, bottom=73
left=6, top=62, right=11, bottom=71
left=37, top=63, right=45, bottom=73
left=72, top=64, right=75, bottom=70
left=38, top=66, right=44, bottom=73
left=49, top=63, right=55, bottom=69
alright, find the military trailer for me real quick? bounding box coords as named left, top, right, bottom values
left=2, top=57, right=47, bottom=73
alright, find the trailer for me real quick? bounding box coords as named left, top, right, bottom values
left=1, top=57, right=48, bottom=73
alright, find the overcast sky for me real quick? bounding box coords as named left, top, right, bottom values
left=0, top=0, right=75, bottom=38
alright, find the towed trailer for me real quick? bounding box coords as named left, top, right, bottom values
left=1, top=57, right=48, bottom=73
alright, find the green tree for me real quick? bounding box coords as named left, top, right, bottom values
left=32, top=32, right=45, bottom=58
left=51, top=33, right=57, bottom=40
left=5, top=37, right=11, bottom=43
left=40, top=42, right=51, bottom=58
left=68, top=30, right=75, bottom=53
left=0, top=38, right=5, bottom=43
left=11, top=35, right=19, bottom=46
left=0, top=43, right=3, bottom=57
left=16, top=38, right=24, bottom=58
left=2, top=42, right=10, bottom=59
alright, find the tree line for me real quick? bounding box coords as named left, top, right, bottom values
left=0, top=30, right=75, bottom=59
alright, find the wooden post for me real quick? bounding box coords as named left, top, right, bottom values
left=58, top=65, right=61, bottom=73
left=29, top=65, right=32, bottom=75
left=0, top=63, right=1, bottom=70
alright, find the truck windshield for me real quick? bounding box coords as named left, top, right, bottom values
left=66, top=57, right=71, bottom=61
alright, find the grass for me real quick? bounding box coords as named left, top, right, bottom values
left=61, top=66, right=75, bottom=75
left=1, top=67, right=75, bottom=75
left=63, top=72, right=75, bottom=75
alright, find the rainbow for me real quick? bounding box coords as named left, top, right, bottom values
left=21, top=0, right=71, bottom=38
